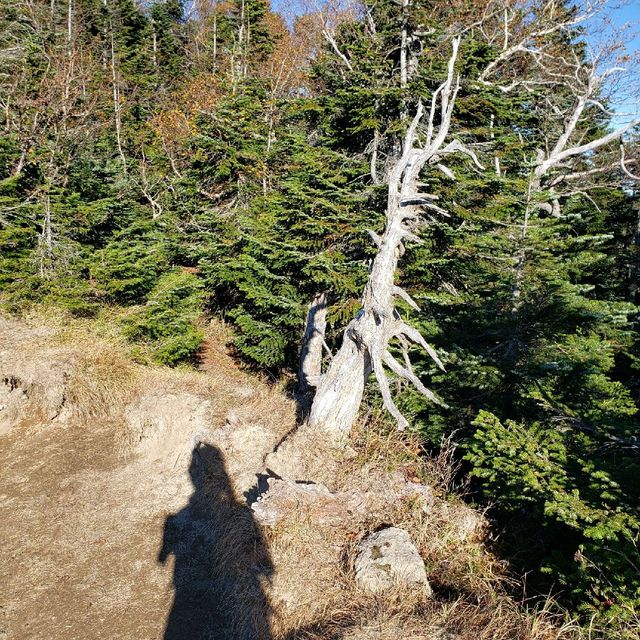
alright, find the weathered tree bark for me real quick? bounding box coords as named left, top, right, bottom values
left=39, top=194, right=53, bottom=278
left=308, top=38, right=479, bottom=442
left=299, top=292, right=329, bottom=394
left=306, top=331, right=370, bottom=436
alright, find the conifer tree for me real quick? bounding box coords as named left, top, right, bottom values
left=389, top=1, right=640, bottom=620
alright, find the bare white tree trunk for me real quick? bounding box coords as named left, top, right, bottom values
left=507, top=61, right=640, bottom=315
left=490, top=114, right=501, bottom=176
left=511, top=155, right=541, bottom=314
left=13, top=142, right=30, bottom=177
left=400, top=0, right=409, bottom=89
left=139, top=152, right=162, bottom=219
left=109, top=20, right=127, bottom=172
left=213, top=10, right=218, bottom=62
left=305, top=4, right=640, bottom=443
left=39, top=195, right=53, bottom=278
left=307, top=334, right=370, bottom=437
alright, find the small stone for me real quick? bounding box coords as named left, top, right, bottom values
left=354, top=527, right=431, bottom=595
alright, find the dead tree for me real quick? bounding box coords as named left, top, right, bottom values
left=299, top=292, right=329, bottom=394
left=493, top=45, right=640, bottom=312
left=476, top=0, right=605, bottom=93
left=306, top=37, right=484, bottom=442
left=302, top=0, right=639, bottom=442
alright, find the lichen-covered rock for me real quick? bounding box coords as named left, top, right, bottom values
left=251, top=478, right=368, bottom=527
left=354, top=527, right=431, bottom=595
left=250, top=476, right=434, bottom=530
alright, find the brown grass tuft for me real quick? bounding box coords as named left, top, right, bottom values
left=265, top=415, right=590, bottom=640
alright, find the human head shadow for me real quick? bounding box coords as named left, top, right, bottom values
left=159, top=443, right=273, bottom=640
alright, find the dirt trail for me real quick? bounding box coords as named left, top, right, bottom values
left=0, top=317, right=510, bottom=640
left=1, top=417, right=179, bottom=639
left=0, top=317, right=294, bottom=640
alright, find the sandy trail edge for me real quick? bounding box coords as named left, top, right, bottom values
left=1, top=417, right=184, bottom=639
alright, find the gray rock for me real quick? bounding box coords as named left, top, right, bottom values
left=251, top=478, right=367, bottom=527
left=354, top=527, right=431, bottom=595
left=251, top=475, right=436, bottom=530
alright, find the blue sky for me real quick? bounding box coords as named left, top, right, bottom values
left=270, top=0, right=638, bottom=55
left=270, top=0, right=638, bottom=59
left=610, top=2, right=639, bottom=51
left=589, top=1, right=640, bottom=124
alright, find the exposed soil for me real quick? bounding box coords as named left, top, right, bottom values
left=1, top=416, right=181, bottom=639
left=0, top=317, right=293, bottom=640
left=1, top=316, right=550, bottom=640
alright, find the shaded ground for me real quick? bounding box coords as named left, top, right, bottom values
left=160, top=444, right=272, bottom=640
left=0, top=420, right=278, bottom=639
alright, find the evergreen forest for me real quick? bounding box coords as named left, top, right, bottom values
left=1, top=0, right=639, bottom=633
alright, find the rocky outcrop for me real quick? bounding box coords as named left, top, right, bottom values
left=354, top=527, right=431, bottom=595
left=251, top=476, right=434, bottom=530
left=251, top=478, right=368, bottom=528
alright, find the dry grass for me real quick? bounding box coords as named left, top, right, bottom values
left=11, top=307, right=140, bottom=419
left=64, top=345, right=139, bottom=422
left=272, top=586, right=584, bottom=640
left=265, top=415, right=591, bottom=640
left=9, top=307, right=295, bottom=446
left=344, top=413, right=467, bottom=494
left=1, top=309, right=608, bottom=640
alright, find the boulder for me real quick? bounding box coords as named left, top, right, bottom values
left=354, top=527, right=431, bottom=595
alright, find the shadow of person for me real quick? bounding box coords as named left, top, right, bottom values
left=159, top=443, right=273, bottom=640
